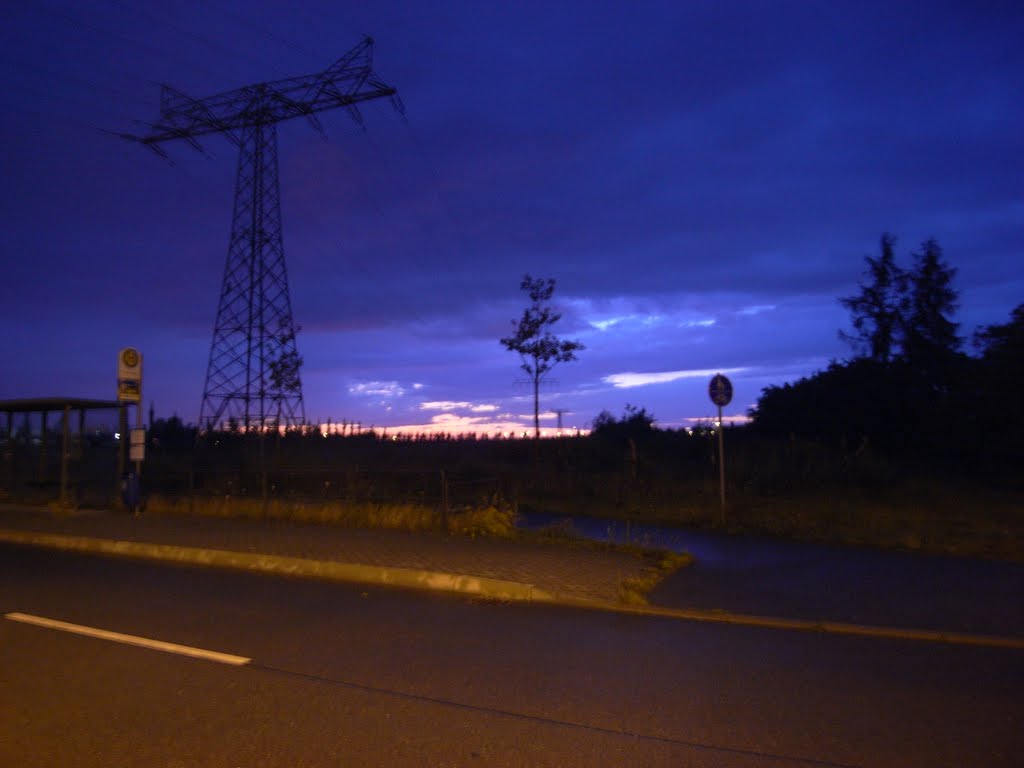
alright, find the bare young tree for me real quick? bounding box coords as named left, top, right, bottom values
left=500, top=275, right=584, bottom=439
left=267, top=327, right=304, bottom=430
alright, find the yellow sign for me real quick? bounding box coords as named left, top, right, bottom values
left=118, top=347, right=142, bottom=382
left=118, top=379, right=141, bottom=403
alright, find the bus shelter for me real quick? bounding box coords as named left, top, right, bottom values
left=0, top=397, right=126, bottom=508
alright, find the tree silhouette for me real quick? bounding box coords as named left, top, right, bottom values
left=973, top=303, right=1024, bottom=364
left=901, top=238, right=961, bottom=383
left=754, top=235, right=990, bottom=467
left=839, top=233, right=905, bottom=363
left=268, top=327, right=304, bottom=429
left=500, top=275, right=584, bottom=439
left=972, top=303, right=1024, bottom=453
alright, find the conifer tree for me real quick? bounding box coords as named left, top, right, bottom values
left=839, top=233, right=905, bottom=363
left=901, top=238, right=961, bottom=375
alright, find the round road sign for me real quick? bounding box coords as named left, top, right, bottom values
left=709, top=373, right=733, bottom=407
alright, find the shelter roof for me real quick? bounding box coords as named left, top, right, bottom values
left=0, top=397, right=123, bottom=413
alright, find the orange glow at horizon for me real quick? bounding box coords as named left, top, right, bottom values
left=317, top=417, right=589, bottom=439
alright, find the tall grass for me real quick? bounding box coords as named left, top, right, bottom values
left=142, top=493, right=517, bottom=538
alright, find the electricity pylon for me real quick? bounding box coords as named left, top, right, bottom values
left=122, top=37, right=403, bottom=430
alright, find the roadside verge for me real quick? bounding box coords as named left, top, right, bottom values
left=4, top=526, right=1023, bottom=651
left=0, top=529, right=553, bottom=602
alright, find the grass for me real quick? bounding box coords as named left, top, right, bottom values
left=142, top=493, right=693, bottom=604
left=714, top=485, right=1024, bottom=562
left=618, top=550, right=694, bottom=606
left=518, top=516, right=694, bottom=605
left=525, top=482, right=1023, bottom=563
left=142, top=493, right=518, bottom=538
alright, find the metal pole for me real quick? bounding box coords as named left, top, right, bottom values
left=60, top=404, right=70, bottom=508
left=717, top=404, right=726, bottom=524
left=39, top=410, right=48, bottom=483
left=4, top=411, right=12, bottom=494
left=117, top=404, right=126, bottom=482
left=135, top=374, right=143, bottom=488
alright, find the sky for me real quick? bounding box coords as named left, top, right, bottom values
left=2, top=0, right=1023, bottom=435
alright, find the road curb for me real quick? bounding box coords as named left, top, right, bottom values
left=0, top=529, right=555, bottom=603
left=4, top=527, right=1023, bottom=650
left=553, top=598, right=1024, bottom=650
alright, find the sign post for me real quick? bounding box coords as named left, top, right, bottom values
left=117, top=347, right=144, bottom=513
left=708, top=373, right=733, bottom=524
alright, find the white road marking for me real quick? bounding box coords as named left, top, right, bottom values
left=4, top=612, right=251, bottom=666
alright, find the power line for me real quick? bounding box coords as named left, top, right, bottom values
left=184, top=0, right=328, bottom=68
left=103, top=0, right=297, bottom=82
left=26, top=0, right=246, bottom=89
left=0, top=50, right=139, bottom=104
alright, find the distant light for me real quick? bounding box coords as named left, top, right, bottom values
left=114, top=432, right=121, bottom=440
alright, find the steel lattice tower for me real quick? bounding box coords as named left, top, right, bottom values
left=123, top=37, right=403, bottom=430
left=206, top=120, right=297, bottom=430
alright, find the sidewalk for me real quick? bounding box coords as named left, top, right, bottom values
left=0, top=504, right=650, bottom=605
left=3, top=503, right=1023, bottom=650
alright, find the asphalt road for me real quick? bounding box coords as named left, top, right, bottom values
left=2, top=544, right=1022, bottom=767
left=526, top=512, right=1024, bottom=636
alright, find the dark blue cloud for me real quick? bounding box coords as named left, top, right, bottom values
left=1, top=0, right=1022, bottom=431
